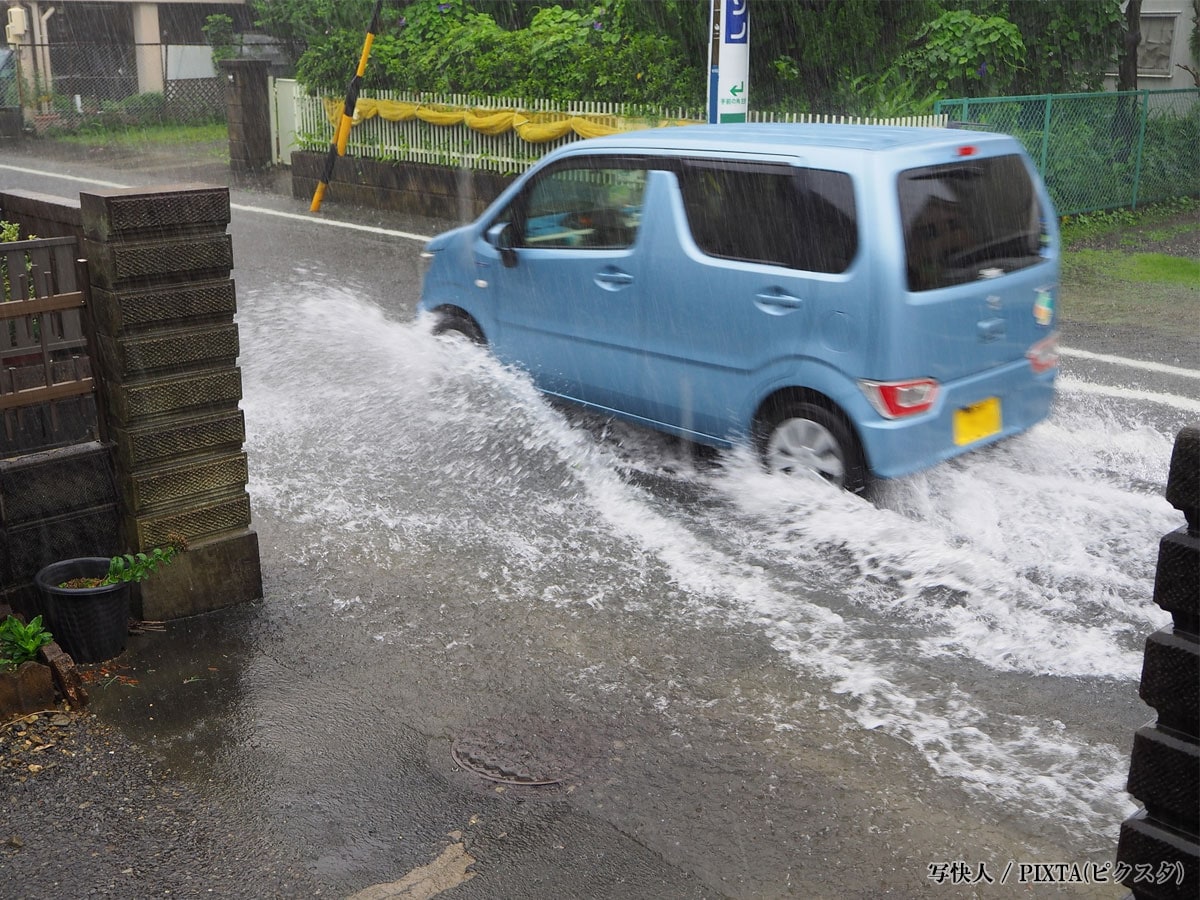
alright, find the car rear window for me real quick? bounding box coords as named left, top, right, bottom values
left=900, top=154, right=1047, bottom=292
left=677, top=161, right=858, bottom=274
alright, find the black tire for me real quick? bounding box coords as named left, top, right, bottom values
left=754, top=399, right=869, bottom=493
left=432, top=311, right=485, bottom=345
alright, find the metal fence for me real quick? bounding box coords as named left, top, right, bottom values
left=10, top=42, right=225, bottom=123
left=291, top=85, right=948, bottom=176
left=937, top=89, right=1200, bottom=215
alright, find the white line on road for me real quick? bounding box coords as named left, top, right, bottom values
left=1057, top=376, right=1200, bottom=414
left=1059, top=346, right=1200, bottom=380
left=0, top=163, right=436, bottom=243
left=0, top=163, right=128, bottom=189
left=227, top=202, right=435, bottom=243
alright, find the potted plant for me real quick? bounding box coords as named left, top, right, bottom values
left=34, top=545, right=180, bottom=664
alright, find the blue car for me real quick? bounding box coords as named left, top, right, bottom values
left=418, top=124, right=1060, bottom=492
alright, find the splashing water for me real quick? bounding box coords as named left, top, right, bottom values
left=238, top=278, right=1177, bottom=851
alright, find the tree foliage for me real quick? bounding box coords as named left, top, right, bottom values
left=202, top=13, right=239, bottom=63
left=249, top=0, right=1128, bottom=115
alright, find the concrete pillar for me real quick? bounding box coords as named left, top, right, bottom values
left=131, top=3, right=164, bottom=95
left=219, top=59, right=272, bottom=174
left=79, top=184, right=262, bottom=620
left=21, top=1, right=53, bottom=110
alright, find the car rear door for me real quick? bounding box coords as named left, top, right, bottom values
left=893, top=152, right=1057, bottom=383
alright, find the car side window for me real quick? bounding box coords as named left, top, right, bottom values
left=678, top=161, right=857, bottom=274
left=509, top=161, right=647, bottom=250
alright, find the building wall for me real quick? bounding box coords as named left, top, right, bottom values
left=1109, top=0, right=1200, bottom=90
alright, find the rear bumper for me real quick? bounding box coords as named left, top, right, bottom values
left=858, top=360, right=1056, bottom=480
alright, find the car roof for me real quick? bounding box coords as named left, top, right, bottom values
left=556, top=123, right=1011, bottom=157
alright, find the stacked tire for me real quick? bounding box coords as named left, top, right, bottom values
left=1116, top=426, right=1199, bottom=898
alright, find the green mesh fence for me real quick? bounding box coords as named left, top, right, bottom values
left=936, top=89, right=1200, bottom=216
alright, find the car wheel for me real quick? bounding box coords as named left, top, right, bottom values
left=432, top=311, right=485, bottom=345
left=756, top=400, right=869, bottom=493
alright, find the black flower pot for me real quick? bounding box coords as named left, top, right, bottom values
left=34, top=558, right=131, bottom=664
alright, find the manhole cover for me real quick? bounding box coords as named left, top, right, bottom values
left=450, top=718, right=571, bottom=786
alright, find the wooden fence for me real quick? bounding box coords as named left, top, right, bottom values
left=0, top=236, right=98, bottom=453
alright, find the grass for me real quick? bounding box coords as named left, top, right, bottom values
left=1065, top=249, right=1199, bottom=286
left=1059, top=197, right=1198, bottom=248
left=1058, top=198, right=1198, bottom=339
left=50, top=121, right=227, bottom=149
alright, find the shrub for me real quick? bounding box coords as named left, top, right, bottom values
left=0, top=615, right=53, bottom=671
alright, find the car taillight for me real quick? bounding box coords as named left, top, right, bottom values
left=858, top=378, right=940, bottom=419
left=1027, top=333, right=1060, bottom=374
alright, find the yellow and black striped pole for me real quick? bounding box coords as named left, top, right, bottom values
left=310, top=0, right=385, bottom=212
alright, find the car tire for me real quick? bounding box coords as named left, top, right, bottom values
left=432, top=311, right=485, bottom=345
left=755, top=399, right=869, bottom=493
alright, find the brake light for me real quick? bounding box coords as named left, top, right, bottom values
left=858, top=378, right=940, bottom=419
left=957, top=145, right=977, bottom=157
left=1027, top=332, right=1060, bottom=374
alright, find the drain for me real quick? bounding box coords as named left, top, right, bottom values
left=450, top=718, right=571, bottom=786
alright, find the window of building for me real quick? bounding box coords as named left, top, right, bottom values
left=1137, top=14, right=1178, bottom=77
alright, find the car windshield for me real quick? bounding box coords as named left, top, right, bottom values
left=899, top=154, right=1046, bottom=291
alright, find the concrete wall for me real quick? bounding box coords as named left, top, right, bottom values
left=0, top=188, right=83, bottom=245
left=220, top=59, right=272, bottom=175
left=290, top=150, right=515, bottom=220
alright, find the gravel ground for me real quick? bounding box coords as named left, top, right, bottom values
left=1, top=707, right=325, bottom=899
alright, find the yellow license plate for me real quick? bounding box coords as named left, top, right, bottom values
left=954, top=397, right=1002, bottom=446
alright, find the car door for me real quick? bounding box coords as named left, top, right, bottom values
left=632, top=159, right=861, bottom=440
left=474, top=157, right=650, bottom=412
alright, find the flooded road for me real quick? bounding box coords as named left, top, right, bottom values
left=3, top=151, right=1196, bottom=897
left=229, top=275, right=1185, bottom=894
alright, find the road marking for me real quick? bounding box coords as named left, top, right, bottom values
left=1060, top=346, right=1200, bottom=379
left=228, top=202, right=435, bottom=243
left=0, top=163, right=127, bottom=189
left=1057, top=376, right=1200, bottom=414
left=0, top=162, right=436, bottom=243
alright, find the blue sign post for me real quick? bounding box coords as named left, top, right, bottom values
left=707, top=0, right=749, bottom=124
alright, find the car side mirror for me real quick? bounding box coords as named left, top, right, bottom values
left=487, top=222, right=518, bottom=268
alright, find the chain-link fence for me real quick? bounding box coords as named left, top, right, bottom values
left=937, top=89, right=1200, bottom=215
left=8, top=42, right=226, bottom=125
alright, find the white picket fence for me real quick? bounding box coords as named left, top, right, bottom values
left=276, top=80, right=949, bottom=173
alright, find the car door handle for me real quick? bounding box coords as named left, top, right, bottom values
left=754, top=290, right=805, bottom=315
left=978, top=317, right=1005, bottom=342
left=594, top=268, right=634, bottom=290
